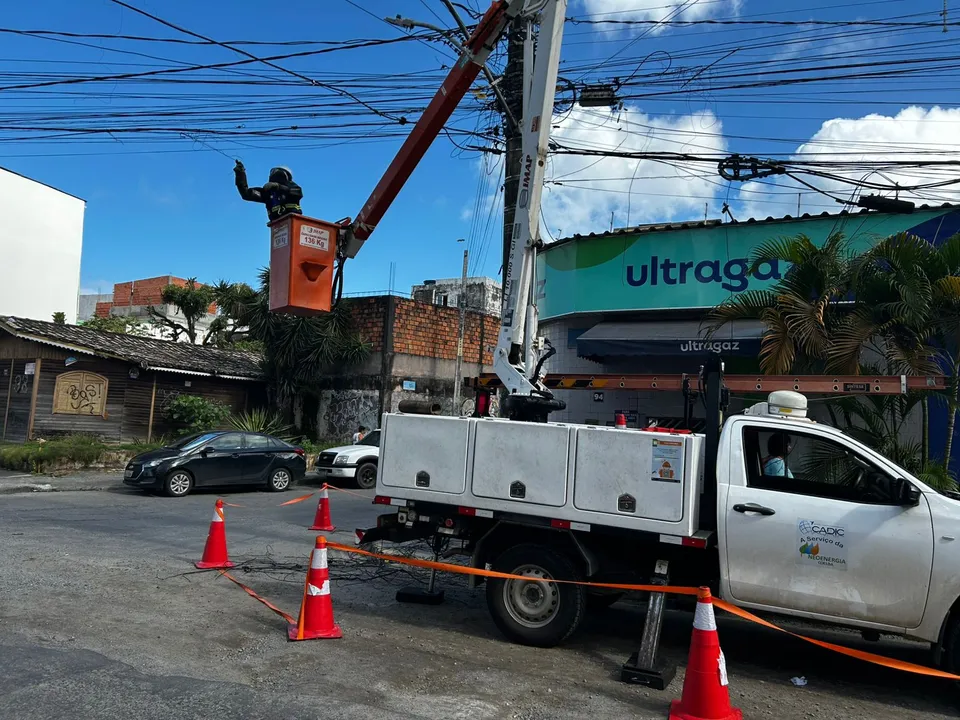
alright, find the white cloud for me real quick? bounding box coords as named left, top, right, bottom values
left=542, top=104, right=728, bottom=237
left=737, top=106, right=960, bottom=220
left=577, top=0, right=742, bottom=30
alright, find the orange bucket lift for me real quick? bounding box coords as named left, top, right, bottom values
left=268, top=214, right=339, bottom=315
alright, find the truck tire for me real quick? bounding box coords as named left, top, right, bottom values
left=486, top=543, right=586, bottom=648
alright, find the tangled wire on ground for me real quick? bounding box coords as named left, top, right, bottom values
left=162, top=538, right=472, bottom=594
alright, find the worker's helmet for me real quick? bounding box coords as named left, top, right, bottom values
left=269, top=166, right=293, bottom=182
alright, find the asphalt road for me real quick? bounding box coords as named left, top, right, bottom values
left=0, top=475, right=958, bottom=719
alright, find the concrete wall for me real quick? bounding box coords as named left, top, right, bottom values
left=312, top=295, right=497, bottom=442
left=0, top=167, right=85, bottom=324
left=77, top=293, right=113, bottom=322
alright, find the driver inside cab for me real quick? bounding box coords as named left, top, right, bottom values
left=763, top=432, right=794, bottom=478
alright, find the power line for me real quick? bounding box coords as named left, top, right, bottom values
left=106, top=0, right=405, bottom=122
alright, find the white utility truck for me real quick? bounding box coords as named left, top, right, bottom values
left=324, top=0, right=960, bottom=686
left=365, top=364, right=960, bottom=685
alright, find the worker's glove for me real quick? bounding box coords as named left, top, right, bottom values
left=234, top=160, right=245, bottom=173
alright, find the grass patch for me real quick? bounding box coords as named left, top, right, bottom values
left=0, top=434, right=108, bottom=473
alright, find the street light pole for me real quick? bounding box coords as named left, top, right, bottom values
left=453, top=245, right=469, bottom=416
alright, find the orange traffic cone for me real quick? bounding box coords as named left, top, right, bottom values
left=195, top=498, right=235, bottom=569
left=309, top=485, right=336, bottom=532
left=669, top=587, right=742, bottom=720
left=288, top=536, right=343, bottom=641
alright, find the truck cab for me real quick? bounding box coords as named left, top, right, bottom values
left=716, top=394, right=960, bottom=667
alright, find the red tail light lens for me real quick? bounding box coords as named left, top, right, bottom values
left=475, top=390, right=490, bottom=417
left=294, top=447, right=305, bottom=457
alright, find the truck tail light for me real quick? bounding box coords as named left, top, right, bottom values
left=474, top=390, right=491, bottom=417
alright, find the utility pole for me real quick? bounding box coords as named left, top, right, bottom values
left=453, top=245, right=469, bottom=416
left=501, top=17, right=526, bottom=292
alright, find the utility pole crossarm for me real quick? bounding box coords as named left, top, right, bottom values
left=341, top=0, right=524, bottom=259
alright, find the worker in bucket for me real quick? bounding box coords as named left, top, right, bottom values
left=234, top=160, right=303, bottom=221
left=762, top=432, right=794, bottom=478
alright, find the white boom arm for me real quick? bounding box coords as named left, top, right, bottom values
left=493, top=0, right=567, bottom=417
left=340, top=0, right=567, bottom=420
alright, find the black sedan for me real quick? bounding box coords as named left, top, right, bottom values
left=123, top=431, right=307, bottom=497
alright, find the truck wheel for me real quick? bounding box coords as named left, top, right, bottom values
left=486, top=544, right=586, bottom=648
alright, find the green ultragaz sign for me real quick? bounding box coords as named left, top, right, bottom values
left=535, top=208, right=960, bottom=319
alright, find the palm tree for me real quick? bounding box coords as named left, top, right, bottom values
left=244, top=268, right=370, bottom=418
left=824, top=384, right=956, bottom=492
left=704, top=232, right=856, bottom=374
left=705, top=229, right=960, bottom=479
left=841, top=232, right=960, bottom=466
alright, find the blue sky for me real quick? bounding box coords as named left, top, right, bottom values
left=2, top=0, right=958, bottom=297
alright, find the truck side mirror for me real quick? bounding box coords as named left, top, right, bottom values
left=894, top=477, right=921, bottom=507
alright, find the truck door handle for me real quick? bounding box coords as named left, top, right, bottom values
left=733, top=503, right=776, bottom=516
left=231, top=453, right=240, bottom=458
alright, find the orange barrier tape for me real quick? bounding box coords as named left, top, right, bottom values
left=220, top=570, right=296, bottom=625
left=221, top=499, right=244, bottom=508
left=326, top=542, right=697, bottom=596
left=712, top=599, right=960, bottom=681
left=280, top=493, right=316, bottom=506
left=324, top=484, right=375, bottom=501
left=326, top=541, right=960, bottom=681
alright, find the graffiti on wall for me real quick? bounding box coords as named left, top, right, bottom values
left=12, top=375, right=30, bottom=394
left=53, top=371, right=109, bottom=417
left=156, top=388, right=182, bottom=412
left=317, top=390, right=379, bottom=441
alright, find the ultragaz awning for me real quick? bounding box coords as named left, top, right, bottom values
left=576, top=319, right=765, bottom=360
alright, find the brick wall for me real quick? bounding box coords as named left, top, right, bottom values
left=346, top=297, right=385, bottom=352
left=101, top=276, right=217, bottom=315
left=346, top=296, right=498, bottom=364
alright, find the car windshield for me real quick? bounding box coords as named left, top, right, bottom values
left=358, top=430, right=380, bottom=447
left=172, top=432, right=218, bottom=451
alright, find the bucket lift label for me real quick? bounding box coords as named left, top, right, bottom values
left=299, top=225, right=330, bottom=251
left=272, top=224, right=289, bottom=249
left=651, top=438, right=683, bottom=484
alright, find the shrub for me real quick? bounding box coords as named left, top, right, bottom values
left=164, top=394, right=231, bottom=434
left=0, top=435, right=107, bottom=473
left=228, top=408, right=293, bottom=440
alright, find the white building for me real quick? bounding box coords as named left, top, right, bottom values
left=0, top=166, right=85, bottom=324
left=411, top=276, right=502, bottom=317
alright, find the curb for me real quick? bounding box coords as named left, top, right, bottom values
left=0, top=481, right=118, bottom=495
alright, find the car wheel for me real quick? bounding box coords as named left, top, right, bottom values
left=485, top=543, right=586, bottom=648
left=355, top=461, right=378, bottom=490
left=164, top=470, right=193, bottom=498
left=267, top=467, right=292, bottom=492
left=943, top=613, right=960, bottom=675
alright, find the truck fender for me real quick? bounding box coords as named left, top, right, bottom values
left=467, top=521, right=599, bottom=589
left=355, top=455, right=378, bottom=466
